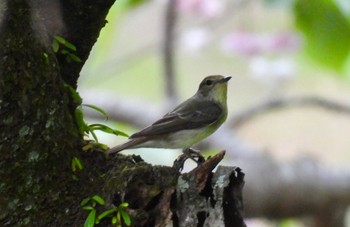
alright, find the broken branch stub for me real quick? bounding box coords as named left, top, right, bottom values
left=173, top=151, right=246, bottom=227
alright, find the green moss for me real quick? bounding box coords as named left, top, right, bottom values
left=19, top=125, right=31, bottom=137
left=27, top=151, right=39, bottom=162
left=0, top=1, right=85, bottom=225
left=104, top=155, right=179, bottom=210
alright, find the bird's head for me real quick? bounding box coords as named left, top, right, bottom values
left=197, top=75, right=231, bottom=103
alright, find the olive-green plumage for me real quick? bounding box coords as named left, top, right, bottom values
left=106, top=75, right=231, bottom=155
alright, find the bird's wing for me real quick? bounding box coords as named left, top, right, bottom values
left=130, top=100, right=222, bottom=138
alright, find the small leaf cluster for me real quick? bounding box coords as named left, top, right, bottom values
left=71, top=156, right=84, bottom=180
left=81, top=196, right=131, bottom=227
left=64, top=84, right=128, bottom=152
left=71, top=156, right=84, bottom=172
left=52, top=35, right=82, bottom=63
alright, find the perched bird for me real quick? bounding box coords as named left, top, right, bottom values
left=106, top=75, right=231, bottom=156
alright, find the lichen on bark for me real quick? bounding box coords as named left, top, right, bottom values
left=0, top=1, right=82, bottom=225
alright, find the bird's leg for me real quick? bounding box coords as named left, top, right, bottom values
left=173, top=148, right=206, bottom=171
left=182, top=147, right=206, bottom=165
left=173, top=153, right=188, bottom=172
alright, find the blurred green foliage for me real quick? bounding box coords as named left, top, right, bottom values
left=294, top=0, right=350, bottom=73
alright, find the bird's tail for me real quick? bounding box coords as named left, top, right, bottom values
left=105, top=137, right=147, bottom=155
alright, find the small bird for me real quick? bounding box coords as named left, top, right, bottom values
left=106, top=75, right=231, bottom=156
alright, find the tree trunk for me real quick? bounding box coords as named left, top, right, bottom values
left=0, top=0, right=114, bottom=225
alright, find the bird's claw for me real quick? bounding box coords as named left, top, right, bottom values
left=172, top=148, right=206, bottom=172
left=173, top=154, right=187, bottom=172
left=183, top=147, right=206, bottom=164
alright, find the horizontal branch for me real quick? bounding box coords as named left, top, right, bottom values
left=230, top=96, right=350, bottom=128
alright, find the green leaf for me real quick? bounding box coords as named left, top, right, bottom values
left=83, top=206, right=95, bottom=211
left=91, top=195, right=105, bottom=205
left=115, top=212, right=122, bottom=227
left=279, top=219, right=304, bottom=227
left=75, top=108, right=88, bottom=136
left=89, top=124, right=129, bottom=137
left=71, top=157, right=84, bottom=172
left=112, top=216, right=117, bottom=224
left=60, top=49, right=82, bottom=63
left=68, top=53, right=82, bottom=62
left=119, top=210, right=131, bottom=226
left=294, top=0, right=350, bottom=72
left=52, top=39, right=59, bottom=53
left=43, top=52, right=49, bottom=64
left=88, top=129, right=99, bottom=142
left=97, top=208, right=118, bottom=221
left=82, top=104, right=109, bottom=120
left=94, top=142, right=108, bottom=150
left=81, top=197, right=91, bottom=206
left=84, top=209, right=96, bottom=227
left=54, top=35, right=66, bottom=44
left=83, top=142, right=108, bottom=151
left=82, top=143, right=93, bottom=151
left=119, top=202, right=129, bottom=208
left=64, top=83, right=82, bottom=104
left=63, top=41, right=77, bottom=51
left=54, top=35, right=77, bottom=51
left=60, top=49, right=69, bottom=55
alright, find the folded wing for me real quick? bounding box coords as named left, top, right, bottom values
left=130, top=100, right=222, bottom=138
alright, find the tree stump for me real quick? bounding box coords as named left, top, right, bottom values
left=103, top=151, right=246, bottom=227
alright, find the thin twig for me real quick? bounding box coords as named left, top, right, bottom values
left=163, top=0, right=178, bottom=105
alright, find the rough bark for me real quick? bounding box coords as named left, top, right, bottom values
left=174, top=152, right=246, bottom=227
left=102, top=152, right=246, bottom=227
left=54, top=0, right=115, bottom=88
left=0, top=0, right=79, bottom=224
left=0, top=0, right=114, bottom=225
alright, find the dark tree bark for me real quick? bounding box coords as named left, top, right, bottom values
left=0, top=0, right=115, bottom=226
left=102, top=152, right=245, bottom=227
left=0, top=1, right=246, bottom=226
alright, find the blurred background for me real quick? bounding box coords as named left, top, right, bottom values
left=78, top=0, right=350, bottom=226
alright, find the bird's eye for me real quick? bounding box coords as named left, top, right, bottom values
left=206, top=79, right=213, bottom=86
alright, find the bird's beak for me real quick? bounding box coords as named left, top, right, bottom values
left=220, top=76, right=232, bottom=83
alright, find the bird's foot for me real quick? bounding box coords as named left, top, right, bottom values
left=183, top=147, right=206, bottom=164
left=173, top=148, right=206, bottom=172
left=173, top=154, right=188, bottom=172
